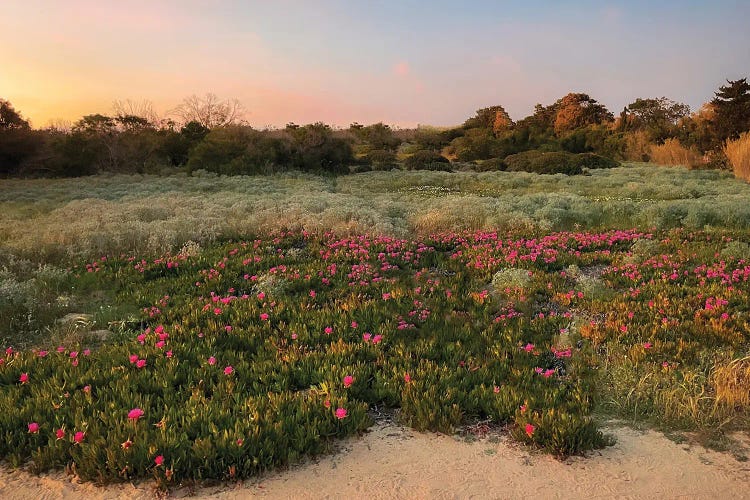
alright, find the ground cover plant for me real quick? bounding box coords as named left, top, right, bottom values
left=0, top=226, right=749, bottom=486
left=0, top=166, right=749, bottom=488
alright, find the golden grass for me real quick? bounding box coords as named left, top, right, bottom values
left=724, top=132, right=750, bottom=182
left=649, top=138, right=702, bottom=168
left=712, top=356, right=750, bottom=409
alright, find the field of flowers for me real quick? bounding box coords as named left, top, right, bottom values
left=1, top=225, right=748, bottom=485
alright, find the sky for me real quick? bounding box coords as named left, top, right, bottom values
left=2, top=0, right=749, bottom=128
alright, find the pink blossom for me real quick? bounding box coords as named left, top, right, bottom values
left=643, top=342, right=653, bottom=349
left=324, top=326, right=333, bottom=335
left=404, top=372, right=411, bottom=383
left=166, top=350, right=173, bottom=358
left=128, top=408, right=145, bottom=420
left=372, top=334, right=383, bottom=345
left=343, top=375, right=354, bottom=388
left=525, top=423, right=535, bottom=437
left=335, top=407, right=348, bottom=419
left=309, top=290, right=316, bottom=298
left=208, top=356, right=216, bottom=365
left=351, top=321, right=358, bottom=329
left=154, top=454, right=164, bottom=466
left=129, top=354, right=138, bottom=364
left=259, top=313, right=269, bottom=321
left=493, top=385, right=500, bottom=393
left=73, top=431, right=85, bottom=444
left=224, top=366, right=234, bottom=375
left=28, top=422, right=39, bottom=433
left=523, top=343, right=535, bottom=353
left=55, top=428, right=65, bottom=440
left=135, top=359, right=147, bottom=369
left=37, top=350, right=48, bottom=357
left=19, top=373, right=28, bottom=384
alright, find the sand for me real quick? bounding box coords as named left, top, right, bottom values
left=1, top=422, right=748, bottom=499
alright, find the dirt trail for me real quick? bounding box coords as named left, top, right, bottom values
left=1, top=423, right=748, bottom=499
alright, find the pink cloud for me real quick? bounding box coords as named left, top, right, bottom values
left=392, top=61, right=410, bottom=77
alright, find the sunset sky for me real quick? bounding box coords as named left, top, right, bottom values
left=2, top=0, right=749, bottom=128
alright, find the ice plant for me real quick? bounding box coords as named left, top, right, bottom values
left=19, top=373, right=28, bottom=384
left=128, top=408, right=145, bottom=421
left=525, top=423, right=536, bottom=438
left=224, top=366, right=234, bottom=375
left=335, top=408, right=348, bottom=419
left=28, top=422, right=39, bottom=434
left=154, top=455, right=164, bottom=466
left=73, top=431, right=85, bottom=444
left=55, top=428, right=65, bottom=440
left=343, top=375, right=354, bottom=388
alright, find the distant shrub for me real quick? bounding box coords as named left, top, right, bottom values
left=724, top=132, right=750, bottom=181
left=649, top=138, right=702, bottom=168
left=574, top=153, right=619, bottom=169
left=720, top=240, right=750, bottom=260
left=365, top=149, right=397, bottom=169
left=504, top=150, right=583, bottom=175
left=404, top=150, right=451, bottom=171
left=472, top=157, right=508, bottom=172
left=491, top=267, right=532, bottom=291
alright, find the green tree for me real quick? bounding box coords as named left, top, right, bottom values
left=624, top=97, right=690, bottom=142
left=711, top=78, right=750, bottom=141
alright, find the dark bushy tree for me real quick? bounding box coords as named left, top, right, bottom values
left=711, top=78, right=750, bottom=141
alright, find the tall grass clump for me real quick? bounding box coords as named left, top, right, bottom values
left=649, top=139, right=702, bottom=168
left=724, top=132, right=750, bottom=181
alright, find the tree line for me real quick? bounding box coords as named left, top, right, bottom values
left=1, top=78, right=749, bottom=178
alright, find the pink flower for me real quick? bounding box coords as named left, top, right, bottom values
left=137, top=334, right=146, bottom=344
left=291, top=333, right=298, bottom=340
left=166, top=350, right=173, bottom=358
left=19, top=373, right=28, bottom=384
left=350, top=321, right=358, bottom=329
left=37, top=350, right=48, bottom=357
left=323, top=399, right=331, bottom=408
left=128, top=408, right=145, bottom=420
left=129, top=354, right=138, bottom=364
left=83, top=349, right=91, bottom=356
left=69, top=351, right=78, bottom=358
left=224, top=366, right=234, bottom=375
left=28, top=422, right=39, bottom=433
left=208, top=356, right=216, bottom=366
left=324, top=326, right=333, bottom=335
left=362, top=333, right=372, bottom=342
left=309, top=290, right=316, bottom=298
left=523, top=343, right=535, bottom=352
left=71, top=358, right=79, bottom=367
left=5, top=347, right=13, bottom=356
left=155, top=341, right=165, bottom=349
left=404, top=372, right=411, bottom=383
left=154, top=455, right=164, bottom=466
left=259, top=313, right=269, bottom=321
left=55, top=428, right=65, bottom=440
left=73, top=431, right=85, bottom=444
left=525, top=423, right=535, bottom=437
left=372, top=334, right=383, bottom=345
left=493, top=385, right=500, bottom=394
left=643, top=342, right=653, bottom=349
left=335, top=407, right=348, bottom=419
left=57, top=346, right=66, bottom=353
left=343, top=375, right=354, bottom=388
left=520, top=404, right=527, bottom=413
left=83, top=385, right=91, bottom=394
left=121, top=439, right=133, bottom=450
left=213, top=307, right=222, bottom=315
left=135, top=359, right=147, bottom=369
left=382, top=293, right=391, bottom=300
left=257, top=292, right=265, bottom=300
left=224, top=325, right=232, bottom=332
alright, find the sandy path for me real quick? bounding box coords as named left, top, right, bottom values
left=1, top=422, right=748, bottom=499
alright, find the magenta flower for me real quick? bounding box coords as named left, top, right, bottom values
left=335, top=407, right=348, bottom=419
left=324, top=326, right=333, bottom=335
left=28, top=422, right=39, bottom=433
left=38, top=350, right=48, bottom=357
left=154, top=454, right=164, bottom=466
left=525, top=423, right=535, bottom=437
left=19, top=373, right=28, bottom=384
left=343, top=375, right=354, bottom=388
left=259, top=313, right=269, bottom=321
left=208, top=356, right=216, bottom=365
left=643, top=342, right=653, bottom=349
left=73, top=431, right=85, bottom=444
left=128, top=408, right=145, bottom=420
left=135, top=359, right=147, bottom=369
left=404, top=372, right=411, bottom=383
left=224, top=366, right=234, bottom=375
left=129, top=354, right=138, bottom=364
left=55, top=428, right=65, bottom=440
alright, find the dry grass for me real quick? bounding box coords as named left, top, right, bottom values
left=649, top=138, right=702, bottom=168
left=724, top=132, right=750, bottom=182
left=712, top=356, right=750, bottom=409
